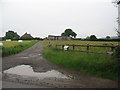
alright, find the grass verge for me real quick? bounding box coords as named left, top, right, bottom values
left=43, top=46, right=119, bottom=81
left=2, top=40, right=38, bottom=57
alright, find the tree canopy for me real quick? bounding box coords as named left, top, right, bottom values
left=86, top=36, right=90, bottom=40
left=5, top=31, right=20, bottom=40
left=61, top=29, right=77, bottom=38
left=89, top=35, right=97, bottom=41
left=106, top=36, right=110, bottom=39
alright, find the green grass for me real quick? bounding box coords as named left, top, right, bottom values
left=1, top=40, right=38, bottom=57
left=43, top=40, right=119, bottom=81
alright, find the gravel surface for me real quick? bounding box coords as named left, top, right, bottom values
left=2, top=41, right=119, bottom=88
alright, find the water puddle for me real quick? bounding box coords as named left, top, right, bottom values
left=20, top=57, right=29, bottom=59
left=0, top=72, right=2, bottom=80
left=3, top=65, right=69, bottom=79
left=26, top=54, right=42, bottom=58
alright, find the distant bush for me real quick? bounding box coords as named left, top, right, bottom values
left=72, top=38, right=81, bottom=40
left=83, top=39, right=120, bottom=42
left=33, top=37, right=44, bottom=40
left=97, top=39, right=120, bottom=42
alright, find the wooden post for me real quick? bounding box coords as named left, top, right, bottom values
left=56, top=45, right=57, bottom=50
left=48, top=42, right=51, bottom=47
left=111, top=46, right=114, bottom=52
left=87, top=44, right=89, bottom=53
left=62, top=45, right=64, bottom=50
left=73, top=44, right=74, bottom=51
left=67, top=44, right=69, bottom=51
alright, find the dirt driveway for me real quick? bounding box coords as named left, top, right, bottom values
left=2, top=41, right=119, bottom=88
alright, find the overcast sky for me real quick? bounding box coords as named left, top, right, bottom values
left=0, top=0, right=118, bottom=38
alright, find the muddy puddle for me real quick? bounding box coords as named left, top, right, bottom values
left=20, top=57, right=29, bottom=59
left=0, top=72, right=2, bottom=80
left=3, top=65, right=70, bottom=79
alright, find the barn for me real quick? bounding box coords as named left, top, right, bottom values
left=48, top=35, right=71, bottom=40
left=20, top=33, right=33, bottom=40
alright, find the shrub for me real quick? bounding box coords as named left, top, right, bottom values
left=113, top=45, right=120, bottom=61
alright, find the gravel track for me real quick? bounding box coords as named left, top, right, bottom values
left=2, top=41, right=118, bottom=88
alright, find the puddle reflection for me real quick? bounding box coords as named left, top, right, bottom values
left=3, top=65, right=69, bottom=79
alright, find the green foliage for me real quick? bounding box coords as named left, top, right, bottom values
left=86, top=36, right=90, bottom=40
left=61, top=29, right=77, bottom=38
left=5, top=31, right=20, bottom=40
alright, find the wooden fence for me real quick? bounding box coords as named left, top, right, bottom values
left=55, top=44, right=117, bottom=54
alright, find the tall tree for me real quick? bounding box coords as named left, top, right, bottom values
left=106, top=36, right=111, bottom=39
left=5, top=31, right=20, bottom=40
left=90, top=35, right=97, bottom=41
left=86, top=36, right=90, bottom=40
left=61, top=29, right=77, bottom=38
left=72, top=32, right=77, bottom=38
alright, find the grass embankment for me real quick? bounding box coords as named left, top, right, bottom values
left=1, top=40, right=38, bottom=57
left=43, top=40, right=119, bottom=81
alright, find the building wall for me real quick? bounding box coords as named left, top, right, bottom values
left=62, top=36, right=71, bottom=40
left=48, top=35, right=71, bottom=40
left=48, top=36, right=55, bottom=40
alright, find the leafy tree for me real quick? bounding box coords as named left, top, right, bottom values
left=61, top=29, right=77, bottom=38
left=5, top=31, right=20, bottom=40
left=106, top=36, right=110, bottom=39
left=1, top=37, right=5, bottom=40
left=86, top=36, right=90, bottom=40
left=61, top=32, right=66, bottom=36
left=90, top=35, right=97, bottom=41
left=72, top=32, right=77, bottom=38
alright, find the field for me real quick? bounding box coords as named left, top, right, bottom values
left=1, top=40, right=38, bottom=57
left=1, top=41, right=32, bottom=47
left=45, top=40, right=118, bottom=53
left=43, top=40, right=119, bottom=81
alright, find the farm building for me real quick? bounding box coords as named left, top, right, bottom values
left=48, top=35, right=71, bottom=40
left=20, top=32, right=33, bottom=40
